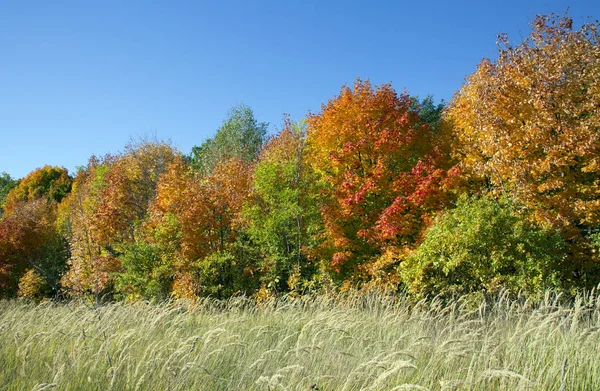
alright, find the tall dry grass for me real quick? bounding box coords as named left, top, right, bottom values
left=1, top=290, right=599, bottom=390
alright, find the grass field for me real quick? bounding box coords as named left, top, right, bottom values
left=1, top=291, right=599, bottom=390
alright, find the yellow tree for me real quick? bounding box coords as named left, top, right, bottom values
left=58, top=160, right=120, bottom=297
left=447, top=13, right=600, bottom=277
left=3, top=166, right=71, bottom=216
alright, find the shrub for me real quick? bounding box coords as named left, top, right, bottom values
left=17, top=269, right=48, bottom=301
left=195, top=250, right=258, bottom=298
left=400, top=195, right=566, bottom=297
left=115, top=241, right=172, bottom=301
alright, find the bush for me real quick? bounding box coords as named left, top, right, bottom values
left=195, top=250, right=258, bottom=298
left=115, top=241, right=173, bottom=301
left=17, top=269, right=48, bottom=301
left=400, top=195, right=566, bottom=297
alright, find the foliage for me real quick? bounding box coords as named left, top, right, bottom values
left=401, top=195, right=566, bottom=297
left=190, top=104, right=267, bottom=175
left=145, top=158, right=204, bottom=261
left=0, top=172, right=19, bottom=218
left=306, top=79, right=457, bottom=282
left=192, top=250, right=255, bottom=298
left=3, top=166, right=72, bottom=216
left=592, top=231, right=600, bottom=251
left=92, top=138, right=177, bottom=249
left=145, top=155, right=256, bottom=300
left=2, top=12, right=600, bottom=299
left=243, top=118, right=322, bottom=292
left=204, top=157, right=254, bottom=248
left=0, top=199, right=68, bottom=298
left=446, top=14, right=600, bottom=265
left=60, top=140, right=177, bottom=298
left=410, top=95, right=445, bottom=132
left=17, top=269, right=47, bottom=301
left=0, top=168, right=72, bottom=298
left=58, top=160, right=118, bottom=298
left=141, top=157, right=207, bottom=300
left=114, top=241, right=172, bottom=301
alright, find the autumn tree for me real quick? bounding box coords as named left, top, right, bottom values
left=306, top=79, right=457, bottom=284
left=204, top=157, right=253, bottom=250
left=0, top=167, right=72, bottom=298
left=58, top=160, right=119, bottom=298
left=189, top=156, right=256, bottom=298
left=3, top=166, right=72, bottom=216
left=446, top=13, right=600, bottom=279
left=92, top=138, right=177, bottom=249
left=60, top=139, right=177, bottom=299
left=190, top=104, right=267, bottom=175
left=243, top=118, right=322, bottom=293
left=124, top=156, right=206, bottom=300
left=0, top=199, right=68, bottom=298
left=137, top=155, right=256, bottom=300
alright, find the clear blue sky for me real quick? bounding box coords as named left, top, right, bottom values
left=1, top=0, right=598, bottom=179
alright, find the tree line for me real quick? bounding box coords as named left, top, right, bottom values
left=1, top=13, right=599, bottom=301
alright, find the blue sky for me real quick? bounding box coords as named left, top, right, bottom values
left=1, top=0, right=598, bottom=178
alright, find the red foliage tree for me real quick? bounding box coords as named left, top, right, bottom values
left=306, top=79, right=457, bottom=282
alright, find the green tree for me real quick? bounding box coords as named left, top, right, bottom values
left=190, top=104, right=268, bottom=175
left=410, top=95, right=445, bottom=132
left=114, top=241, right=173, bottom=301
left=243, top=119, right=322, bottom=293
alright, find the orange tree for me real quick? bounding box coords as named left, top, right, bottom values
left=137, top=155, right=256, bottom=300
left=306, top=79, right=457, bottom=284
left=92, top=139, right=177, bottom=248
left=446, top=13, right=600, bottom=284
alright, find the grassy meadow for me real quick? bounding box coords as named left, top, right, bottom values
left=1, top=291, right=599, bottom=390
